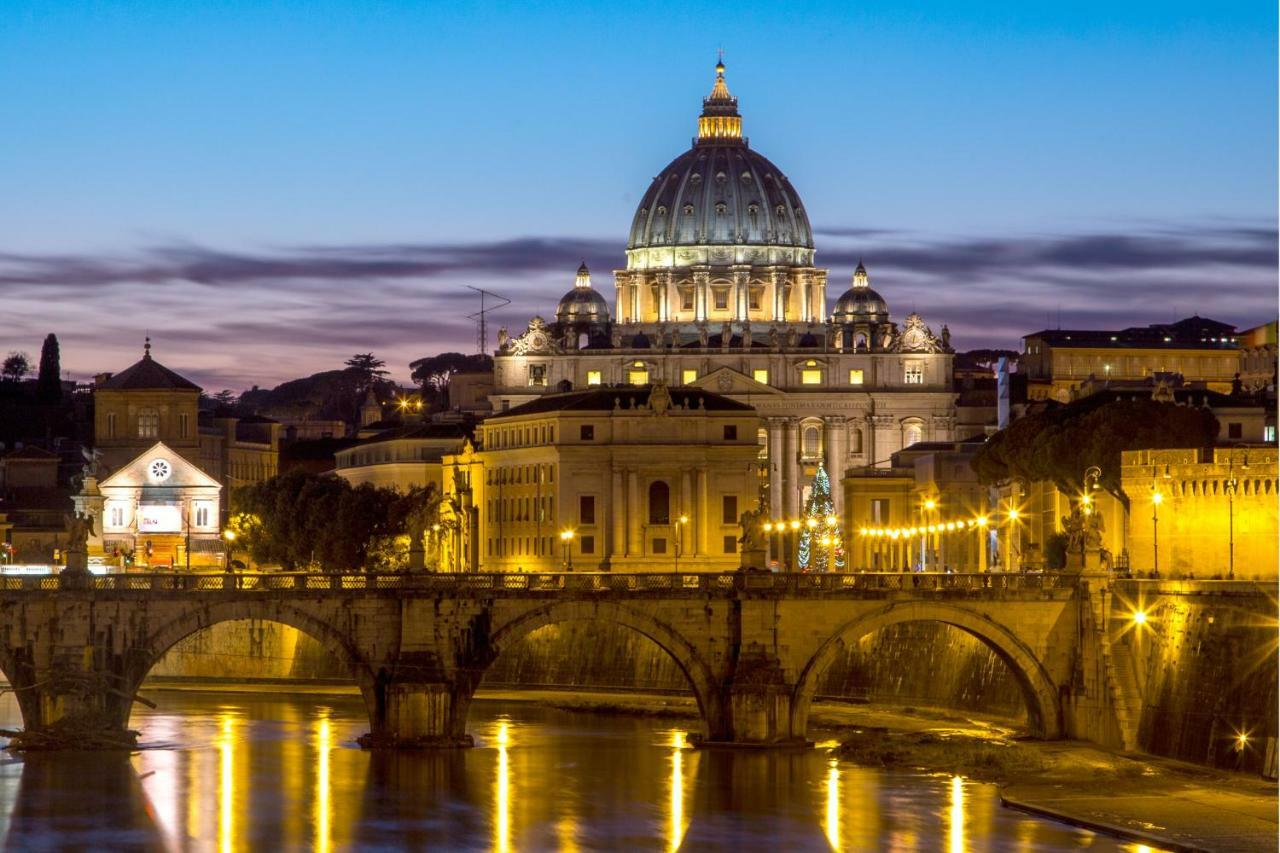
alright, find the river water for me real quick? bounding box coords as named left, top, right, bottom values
left=0, top=690, right=1151, bottom=851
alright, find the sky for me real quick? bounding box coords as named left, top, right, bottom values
left=1, top=1, right=1276, bottom=391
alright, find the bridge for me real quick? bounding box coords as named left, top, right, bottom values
left=0, top=570, right=1270, bottom=751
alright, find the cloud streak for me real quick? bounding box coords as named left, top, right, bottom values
left=2, top=220, right=1273, bottom=390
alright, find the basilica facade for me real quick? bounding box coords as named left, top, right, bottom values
left=491, top=61, right=956, bottom=521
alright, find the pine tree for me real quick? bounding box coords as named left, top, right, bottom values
left=797, top=465, right=845, bottom=572
left=36, top=334, right=61, bottom=403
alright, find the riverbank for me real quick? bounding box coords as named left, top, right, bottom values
left=140, top=679, right=1278, bottom=851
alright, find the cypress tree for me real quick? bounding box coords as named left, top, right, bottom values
left=36, top=333, right=61, bottom=403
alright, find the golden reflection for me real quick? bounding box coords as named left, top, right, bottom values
left=555, top=815, right=580, bottom=853
left=667, top=728, right=687, bottom=853
left=218, top=713, right=235, bottom=853
left=495, top=720, right=511, bottom=853
left=948, top=775, right=965, bottom=853
left=824, top=757, right=840, bottom=851
left=315, top=713, right=332, bottom=853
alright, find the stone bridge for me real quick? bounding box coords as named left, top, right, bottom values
left=0, top=570, right=1268, bottom=751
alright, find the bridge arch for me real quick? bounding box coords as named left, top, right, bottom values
left=791, top=601, right=1063, bottom=740
left=119, top=600, right=379, bottom=729
left=473, top=600, right=727, bottom=740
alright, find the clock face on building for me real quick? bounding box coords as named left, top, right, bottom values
left=148, top=458, right=172, bottom=483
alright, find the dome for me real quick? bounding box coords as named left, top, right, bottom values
left=627, top=62, right=813, bottom=254
left=832, top=262, right=889, bottom=324
left=556, top=263, right=611, bottom=325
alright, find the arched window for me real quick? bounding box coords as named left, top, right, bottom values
left=648, top=481, right=670, bottom=525
left=854, top=333, right=868, bottom=351
left=850, top=428, right=864, bottom=454
left=903, top=422, right=923, bottom=447
left=757, top=428, right=768, bottom=460
left=802, top=424, right=822, bottom=460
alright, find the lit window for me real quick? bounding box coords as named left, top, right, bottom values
left=714, top=290, right=728, bottom=310
left=109, top=505, right=125, bottom=527
left=194, top=505, right=210, bottom=527
left=1264, top=425, right=1276, bottom=443
left=682, top=369, right=698, bottom=385
left=801, top=369, right=823, bottom=385
left=528, top=364, right=547, bottom=386
left=904, top=424, right=923, bottom=446
left=586, top=370, right=602, bottom=386
left=681, top=291, right=694, bottom=311
left=802, top=425, right=822, bottom=459
left=137, top=408, right=159, bottom=439
left=749, top=290, right=761, bottom=310
left=849, top=369, right=864, bottom=385
left=904, top=364, right=924, bottom=384
left=752, top=369, right=769, bottom=385
left=628, top=368, right=649, bottom=385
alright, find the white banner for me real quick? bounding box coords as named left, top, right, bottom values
left=137, top=505, right=182, bottom=533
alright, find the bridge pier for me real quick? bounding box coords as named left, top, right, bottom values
left=359, top=663, right=475, bottom=749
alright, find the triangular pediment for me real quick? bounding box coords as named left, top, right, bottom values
left=99, top=442, right=221, bottom=491
left=690, top=367, right=785, bottom=396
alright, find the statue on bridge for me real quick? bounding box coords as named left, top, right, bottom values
left=62, top=511, right=95, bottom=577
left=738, top=505, right=768, bottom=569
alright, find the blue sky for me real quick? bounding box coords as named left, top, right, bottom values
left=1, top=1, right=1275, bottom=389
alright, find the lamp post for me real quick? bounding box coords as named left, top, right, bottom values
left=763, top=521, right=774, bottom=568
left=1150, top=490, right=1162, bottom=577
left=920, top=498, right=936, bottom=570
left=222, top=529, right=236, bottom=572
left=673, top=514, right=688, bottom=572
left=1004, top=508, right=1020, bottom=573
left=559, top=529, right=574, bottom=571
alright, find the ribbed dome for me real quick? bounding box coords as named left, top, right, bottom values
left=627, top=62, right=812, bottom=254
left=556, top=263, right=610, bottom=325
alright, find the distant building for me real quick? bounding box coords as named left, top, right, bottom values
left=0, top=446, right=69, bottom=563
left=1237, top=320, right=1278, bottom=393
left=440, top=384, right=760, bottom=573
left=333, top=423, right=471, bottom=493
left=1021, top=316, right=1241, bottom=401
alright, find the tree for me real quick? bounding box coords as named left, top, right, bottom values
left=344, top=353, right=389, bottom=395
left=971, top=396, right=1219, bottom=508
left=410, top=352, right=492, bottom=406
left=1, top=352, right=30, bottom=384
left=35, top=334, right=61, bottom=403
left=797, top=465, right=844, bottom=572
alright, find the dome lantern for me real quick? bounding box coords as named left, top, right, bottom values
left=697, top=56, right=742, bottom=143
left=575, top=261, right=592, bottom=289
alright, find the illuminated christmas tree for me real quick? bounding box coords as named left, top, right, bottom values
left=797, top=465, right=845, bottom=572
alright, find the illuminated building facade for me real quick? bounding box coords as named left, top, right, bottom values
left=440, top=384, right=760, bottom=572
left=492, top=62, right=956, bottom=522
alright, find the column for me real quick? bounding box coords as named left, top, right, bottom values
left=614, top=273, right=628, bottom=323
left=814, top=270, right=827, bottom=323
left=680, top=469, right=693, bottom=560
left=693, top=269, right=709, bottom=323
left=733, top=269, right=750, bottom=322
left=627, top=470, right=642, bottom=557
left=770, top=270, right=786, bottom=322
left=611, top=468, right=626, bottom=560
left=783, top=419, right=800, bottom=518
left=823, top=417, right=844, bottom=518
left=696, top=467, right=709, bottom=557
left=767, top=418, right=785, bottom=520
left=657, top=270, right=673, bottom=323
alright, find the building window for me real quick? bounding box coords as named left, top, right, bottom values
left=648, top=480, right=670, bottom=524
left=713, top=289, right=729, bottom=310
left=749, top=289, right=761, bottom=310
left=580, top=535, right=595, bottom=555
left=586, top=370, right=602, bottom=386
left=179, top=413, right=189, bottom=438
left=802, top=425, right=822, bottom=459
left=528, top=364, right=548, bottom=387
left=752, top=369, right=769, bottom=385
left=137, top=408, right=159, bottom=439
left=682, top=369, right=698, bottom=385
left=106, top=413, right=116, bottom=439
left=904, top=423, right=923, bottom=447
left=628, top=367, right=649, bottom=385
left=851, top=428, right=864, bottom=454
left=848, top=369, right=864, bottom=385
left=871, top=498, right=889, bottom=524
left=723, top=425, right=737, bottom=441
left=579, top=495, right=596, bottom=525
left=681, top=290, right=694, bottom=311
left=904, top=364, right=924, bottom=384
left=757, top=428, right=768, bottom=459
left=109, top=505, right=125, bottom=527
left=580, top=424, right=594, bottom=441
left=723, top=535, right=737, bottom=554
left=1227, top=422, right=1243, bottom=439
left=652, top=538, right=668, bottom=555
left=194, top=505, right=210, bottom=527
left=1265, top=425, right=1276, bottom=443
left=722, top=494, right=737, bottom=525
left=801, top=369, right=822, bottom=385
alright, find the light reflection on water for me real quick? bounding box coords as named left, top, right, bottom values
left=0, top=690, right=1157, bottom=851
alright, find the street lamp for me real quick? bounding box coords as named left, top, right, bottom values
left=920, top=499, right=937, bottom=570
left=559, top=529, right=575, bottom=571
left=673, top=514, right=688, bottom=572
left=1150, top=490, right=1163, bottom=577
left=222, top=529, right=237, bottom=572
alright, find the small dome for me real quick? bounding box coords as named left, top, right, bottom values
left=556, top=263, right=610, bottom=325
left=832, top=262, right=889, bottom=324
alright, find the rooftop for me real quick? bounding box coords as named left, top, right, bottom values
left=494, top=385, right=754, bottom=418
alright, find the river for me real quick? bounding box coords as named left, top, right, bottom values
left=0, top=690, right=1154, bottom=851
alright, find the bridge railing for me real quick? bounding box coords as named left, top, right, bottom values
left=0, top=570, right=1077, bottom=595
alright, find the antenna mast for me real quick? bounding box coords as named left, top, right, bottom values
left=466, top=286, right=512, bottom=354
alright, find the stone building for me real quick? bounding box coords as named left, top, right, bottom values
left=1021, top=316, right=1242, bottom=401
left=1237, top=320, right=1278, bottom=394
left=333, top=423, right=470, bottom=493
left=1122, top=446, right=1277, bottom=579
left=440, top=384, right=761, bottom=573
left=490, top=61, right=956, bottom=524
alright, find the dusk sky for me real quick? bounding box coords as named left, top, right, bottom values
left=3, top=1, right=1276, bottom=391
